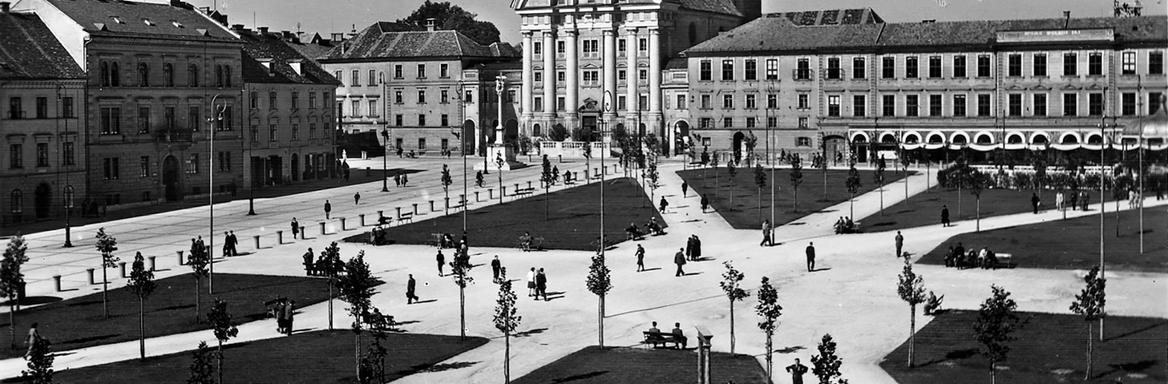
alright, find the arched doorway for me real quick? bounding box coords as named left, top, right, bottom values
left=163, top=155, right=180, bottom=201
left=291, top=153, right=299, bottom=182
left=532, top=123, right=542, bottom=137
left=34, top=183, right=51, bottom=219
left=852, top=136, right=868, bottom=163
left=732, top=131, right=745, bottom=163
left=463, top=120, right=476, bottom=154
left=674, top=121, right=690, bottom=157
left=823, top=135, right=846, bottom=165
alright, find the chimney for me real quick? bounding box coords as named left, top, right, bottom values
left=1, top=2, right=10, bottom=13
left=230, top=23, right=244, bottom=31
left=1063, top=11, right=1071, bottom=29
left=425, top=18, right=436, bottom=32
left=257, top=26, right=269, bottom=35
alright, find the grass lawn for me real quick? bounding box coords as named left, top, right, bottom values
left=880, top=311, right=1167, bottom=384
left=342, top=177, right=665, bottom=251
left=48, top=331, right=489, bottom=384
left=919, top=206, right=1167, bottom=272
left=860, top=186, right=1122, bottom=232
left=512, top=345, right=768, bottom=384
left=0, top=273, right=330, bottom=359
left=676, top=167, right=909, bottom=229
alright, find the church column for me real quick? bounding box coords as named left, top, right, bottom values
left=542, top=31, right=556, bottom=126
left=625, top=27, right=638, bottom=132
left=602, top=29, right=617, bottom=122
left=521, top=31, right=534, bottom=124
left=648, top=28, right=662, bottom=135
left=565, top=29, right=579, bottom=129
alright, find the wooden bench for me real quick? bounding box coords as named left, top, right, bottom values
left=994, top=253, right=1015, bottom=269
left=642, top=331, right=686, bottom=349
left=451, top=200, right=468, bottom=210
left=398, top=211, right=414, bottom=223
left=513, top=187, right=535, bottom=197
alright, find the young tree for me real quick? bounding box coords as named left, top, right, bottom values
left=441, top=165, right=453, bottom=216
left=207, top=299, right=239, bottom=384
left=719, top=261, right=750, bottom=353
left=493, top=280, right=522, bottom=384
left=896, top=257, right=927, bottom=367
left=964, top=169, right=991, bottom=232
left=755, top=277, right=783, bottom=379
left=317, top=242, right=345, bottom=330
left=360, top=308, right=397, bottom=383
left=188, top=341, right=216, bottom=384
left=727, top=160, right=738, bottom=210
left=541, top=156, right=553, bottom=219
left=22, top=336, right=53, bottom=384
left=335, top=251, right=381, bottom=379
left=449, top=253, right=474, bottom=340
left=646, top=161, right=661, bottom=205
left=874, top=159, right=886, bottom=215
left=710, top=152, right=721, bottom=201
left=790, top=156, right=804, bottom=211
left=743, top=131, right=758, bottom=167
left=585, top=253, right=612, bottom=347
left=845, top=166, right=862, bottom=219
left=126, top=252, right=156, bottom=360
left=1070, top=266, right=1106, bottom=380
left=973, top=285, right=1021, bottom=384
left=94, top=228, right=119, bottom=319
left=1, top=235, right=29, bottom=350
left=188, top=239, right=210, bottom=323
left=811, top=333, right=848, bottom=384
left=754, top=163, right=767, bottom=223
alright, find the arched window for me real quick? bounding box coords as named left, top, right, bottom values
left=109, top=62, right=120, bottom=86
left=188, top=64, right=199, bottom=87
left=10, top=189, right=22, bottom=214
left=137, top=62, right=150, bottom=87
left=100, top=62, right=110, bottom=86
left=163, top=63, right=174, bottom=87
left=532, top=124, right=541, bottom=137
left=215, top=65, right=224, bottom=88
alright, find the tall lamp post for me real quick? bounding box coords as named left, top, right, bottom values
left=207, top=94, right=228, bottom=294
left=381, top=127, right=390, bottom=192
left=58, top=85, right=74, bottom=247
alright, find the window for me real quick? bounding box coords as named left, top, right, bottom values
left=676, top=94, right=686, bottom=109
left=418, top=114, right=426, bottom=126
left=186, top=154, right=197, bottom=174
left=765, top=59, right=778, bottom=80
left=582, top=40, right=599, bottom=56
left=882, top=56, right=894, bottom=78
left=617, top=96, right=626, bottom=111
left=1088, top=92, right=1104, bottom=115
left=188, top=107, right=199, bottom=131
left=8, top=144, right=21, bottom=169
left=767, top=117, right=777, bottom=128
left=796, top=58, right=810, bottom=80
left=882, top=95, right=895, bottom=116
left=905, top=95, right=919, bottom=116
left=334, top=70, right=343, bottom=85
left=350, top=100, right=360, bottom=117
left=394, top=65, right=403, bottom=79
left=853, top=57, right=865, bottom=79
left=797, top=94, right=809, bottom=109
left=977, top=55, right=991, bottom=77
left=351, top=70, right=360, bottom=86
left=136, top=62, right=151, bottom=87
left=417, top=90, right=426, bottom=104
left=534, top=97, right=542, bottom=112
left=441, top=90, right=449, bottom=103
left=9, top=190, right=20, bottom=214
left=1151, top=92, right=1163, bottom=114
left=699, top=118, right=712, bottom=128
left=721, top=59, right=734, bottom=81
left=8, top=97, right=20, bottom=119
left=616, top=70, right=624, bottom=81
left=62, top=97, right=74, bottom=118
left=953, top=94, right=966, bottom=117
left=928, top=56, right=942, bottom=78
left=1033, top=94, right=1047, bottom=116
left=369, top=69, right=376, bottom=85
left=723, top=117, right=733, bottom=128
left=104, top=157, right=120, bottom=179
left=137, top=107, right=150, bottom=134
left=827, top=95, right=840, bottom=116
left=63, top=142, right=74, bottom=166
left=744, top=59, right=757, bottom=80
left=249, top=92, right=258, bottom=109
left=1008, top=94, right=1022, bottom=116
left=394, top=90, right=403, bottom=104
left=699, top=60, right=712, bottom=81
left=767, top=94, right=777, bottom=109
left=929, top=94, right=942, bottom=116
left=1033, top=54, right=1047, bottom=77
left=394, top=114, right=403, bottom=126
left=464, top=90, right=473, bottom=103
left=953, top=55, right=967, bottom=78
left=556, top=41, right=565, bottom=54
left=745, top=94, right=756, bottom=109
left=156, top=63, right=168, bottom=87
left=1151, top=51, right=1164, bottom=75
left=36, top=97, right=47, bottom=119
left=269, top=92, right=277, bottom=110
left=101, top=107, right=121, bottom=135
left=905, top=56, right=918, bottom=78
left=617, top=39, right=625, bottom=54
left=269, top=123, right=278, bottom=141
left=1063, top=93, right=1078, bottom=116
left=417, top=64, right=428, bottom=78
left=977, top=94, right=991, bottom=116
left=1122, top=93, right=1137, bottom=115
left=217, top=151, right=231, bottom=172
left=798, top=117, right=808, bottom=129
left=699, top=94, right=710, bottom=109
left=440, top=114, right=449, bottom=127
left=826, top=57, right=841, bottom=79
left=368, top=100, right=377, bottom=117
left=638, top=70, right=647, bottom=81
left=533, top=42, right=542, bottom=55
left=1007, top=54, right=1022, bottom=77
left=639, top=38, right=647, bottom=52
left=1088, top=52, right=1103, bottom=76
left=853, top=95, right=866, bottom=117
left=308, top=93, right=317, bottom=109
left=34, top=143, right=48, bottom=167
left=417, top=138, right=426, bottom=150
left=308, top=123, right=317, bottom=138
left=219, top=65, right=232, bottom=87
left=291, top=92, right=299, bottom=110
left=139, top=156, right=149, bottom=177
left=1121, top=51, right=1136, bottom=75
left=722, top=94, right=734, bottom=109
left=1064, top=53, right=1078, bottom=76
left=745, top=117, right=756, bottom=128
left=797, top=137, right=812, bottom=147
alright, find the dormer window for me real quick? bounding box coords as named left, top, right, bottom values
left=111, top=16, right=124, bottom=24
left=142, top=18, right=154, bottom=26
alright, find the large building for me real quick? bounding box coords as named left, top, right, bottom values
left=677, top=9, right=1167, bottom=164
left=0, top=5, right=86, bottom=227
left=512, top=0, right=760, bottom=156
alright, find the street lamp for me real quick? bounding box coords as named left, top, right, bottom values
left=207, top=94, right=228, bottom=294
left=57, top=85, right=74, bottom=247
left=600, top=90, right=613, bottom=257
left=381, top=127, right=390, bottom=192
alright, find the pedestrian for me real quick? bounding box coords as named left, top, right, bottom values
left=303, top=248, right=314, bottom=275
left=895, top=231, right=904, bottom=258
left=674, top=248, right=687, bottom=277
left=195, top=235, right=205, bottom=256
left=685, top=236, right=693, bottom=261
left=805, top=242, right=816, bottom=272
left=659, top=196, right=669, bottom=213
left=681, top=181, right=688, bottom=197
left=230, top=231, right=239, bottom=256
left=273, top=299, right=286, bottom=334
left=785, top=358, right=809, bottom=384
left=940, top=205, right=950, bottom=227
left=760, top=220, right=772, bottom=247
left=354, top=192, right=361, bottom=205
left=324, top=200, right=332, bottom=219
left=535, top=268, right=548, bottom=301
left=491, top=255, right=502, bottom=283
left=1031, top=192, right=1040, bottom=214
left=402, top=173, right=409, bottom=186
left=690, top=235, right=702, bottom=261
left=394, top=174, right=401, bottom=187
left=635, top=244, right=645, bottom=272
left=700, top=194, right=709, bottom=213
left=406, top=274, right=419, bottom=304
left=475, top=171, right=484, bottom=187
left=24, top=322, right=40, bottom=359
left=291, top=217, right=300, bottom=239
left=222, top=231, right=231, bottom=257
left=1080, top=190, right=1089, bottom=211
left=526, top=267, right=536, bottom=297
left=283, top=299, right=295, bottom=335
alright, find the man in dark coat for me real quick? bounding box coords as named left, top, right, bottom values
left=490, top=255, right=502, bottom=283
left=700, top=194, right=710, bottom=213
left=324, top=200, right=332, bottom=219
left=786, top=358, right=809, bottom=384
left=681, top=181, right=688, bottom=197
left=674, top=248, right=687, bottom=277
left=685, top=236, right=694, bottom=260
left=1031, top=192, right=1040, bottom=214
left=436, top=250, right=446, bottom=277
left=895, top=231, right=904, bottom=258
left=303, top=248, right=314, bottom=275
left=690, top=235, right=702, bottom=261
left=805, top=242, right=816, bottom=272
left=283, top=299, right=295, bottom=335
left=940, top=205, right=950, bottom=227
left=535, top=268, right=548, bottom=301
left=291, top=218, right=300, bottom=239
left=406, top=274, right=419, bottom=304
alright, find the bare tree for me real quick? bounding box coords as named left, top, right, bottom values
left=1070, top=266, right=1106, bottom=380
left=95, top=228, right=119, bottom=319
left=126, top=252, right=156, bottom=360
left=896, top=257, right=927, bottom=367
left=719, top=261, right=750, bottom=353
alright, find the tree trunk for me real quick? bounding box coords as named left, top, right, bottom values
left=195, top=277, right=201, bottom=323
left=1085, top=322, right=1093, bottom=380
left=822, top=168, right=828, bottom=201
left=102, top=265, right=109, bottom=319
left=976, top=197, right=982, bottom=232
left=793, top=187, right=798, bottom=211
left=765, top=333, right=773, bottom=381
left=504, top=332, right=512, bottom=384
left=849, top=193, right=855, bottom=219
left=990, top=360, right=996, bottom=384
left=757, top=187, right=762, bottom=224
left=598, top=295, right=605, bottom=347
left=8, top=304, right=14, bottom=350
left=908, top=304, right=916, bottom=367
left=905, top=169, right=909, bottom=202
left=1115, top=200, right=1121, bottom=237
left=729, top=301, right=736, bottom=354
left=327, top=278, right=334, bottom=330
left=355, top=331, right=361, bottom=380
left=879, top=182, right=884, bottom=215
left=217, top=340, right=224, bottom=384
left=545, top=186, right=549, bottom=221
left=459, top=285, right=466, bottom=339
left=139, top=297, right=145, bottom=360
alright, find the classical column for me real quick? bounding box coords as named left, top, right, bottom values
left=648, top=28, right=662, bottom=132
left=521, top=31, right=534, bottom=122
left=625, top=27, right=638, bottom=131
left=602, top=29, right=617, bottom=121
left=565, top=29, right=579, bottom=126
left=542, top=31, right=556, bottom=122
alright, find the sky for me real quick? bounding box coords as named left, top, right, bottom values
left=187, top=0, right=1166, bottom=44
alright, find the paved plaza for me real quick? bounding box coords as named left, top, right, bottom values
left=2, top=157, right=1164, bottom=383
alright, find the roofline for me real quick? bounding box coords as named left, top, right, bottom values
left=87, top=31, right=243, bottom=44
left=683, top=39, right=1168, bottom=57
left=319, top=56, right=518, bottom=63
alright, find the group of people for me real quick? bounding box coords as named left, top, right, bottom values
left=645, top=321, right=689, bottom=349
left=221, top=231, right=240, bottom=257
left=944, top=242, right=1001, bottom=269
left=626, top=217, right=666, bottom=240
left=269, top=298, right=296, bottom=335
left=392, top=173, right=410, bottom=187
left=833, top=216, right=856, bottom=234
left=369, top=224, right=390, bottom=245
left=684, top=235, right=703, bottom=261
left=1053, top=190, right=1093, bottom=212
left=525, top=267, right=550, bottom=301
left=518, top=232, right=540, bottom=252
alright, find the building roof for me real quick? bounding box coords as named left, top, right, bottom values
left=44, top=0, right=236, bottom=41
left=319, top=22, right=519, bottom=61
left=235, top=27, right=340, bottom=86
left=684, top=10, right=1167, bottom=55
left=0, top=11, right=85, bottom=79
left=674, top=0, right=742, bottom=18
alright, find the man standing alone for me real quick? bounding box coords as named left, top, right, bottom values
left=406, top=274, right=419, bottom=304
left=324, top=200, right=332, bottom=219
left=674, top=248, right=687, bottom=277
left=490, top=255, right=502, bottom=283
left=805, top=242, right=816, bottom=272
left=940, top=205, right=950, bottom=227
left=785, top=358, right=809, bottom=384
left=760, top=220, right=773, bottom=247
left=895, top=231, right=904, bottom=258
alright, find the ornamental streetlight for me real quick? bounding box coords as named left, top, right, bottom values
left=206, top=94, right=228, bottom=294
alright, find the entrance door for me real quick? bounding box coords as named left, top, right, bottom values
left=163, top=155, right=180, bottom=201
left=824, top=135, right=846, bottom=165
left=732, top=132, right=745, bottom=163
left=34, top=183, right=51, bottom=219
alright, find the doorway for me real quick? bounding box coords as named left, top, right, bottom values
left=34, top=183, right=51, bottom=219
left=163, top=155, right=180, bottom=201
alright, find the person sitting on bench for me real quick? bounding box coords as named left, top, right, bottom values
left=646, top=217, right=663, bottom=236
left=648, top=321, right=661, bottom=334
left=626, top=222, right=643, bottom=240
left=378, top=215, right=391, bottom=226
left=519, top=232, right=533, bottom=251
left=671, top=322, right=688, bottom=349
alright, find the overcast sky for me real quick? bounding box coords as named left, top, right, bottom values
left=188, top=0, right=1166, bottom=44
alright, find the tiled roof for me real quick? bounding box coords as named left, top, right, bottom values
left=674, top=0, right=742, bottom=17
left=45, top=0, right=236, bottom=40
left=685, top=11, right=1167, bottom=55
left=236, top=28, right=340, bottom=86
left=0, top=12, right=84, bottom=79
left=319, top=22, right=519, bottom=61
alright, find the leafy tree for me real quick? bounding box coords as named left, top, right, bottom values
left=450, top=252, right=474, bottom=340
left=973, top=285, right=1021, bottom=384
left=743, top=131, right=758, bottom=166
left=317, top=242, right=345, bottom=330
left=964, top=169, right=991, bottom=232
left=95, top=228, right=119, bottom=319
left=1114, top=0, right=1143, bottom=16
left=360, top=308, right=397, bottom=383
left=188, top=239, right=210, bottom=323
left=754, top=163, right=767, bottom=223
left=398, top=1, right=500, bottom=45
left=585, top=254, right=612, bottom=347
left=790, top=156, right=804, bottom=211
left=1070, top=266, right=1106, bottom=380
left=207, top=299, right=239, bottom=384
left=187, top=341, right=215, bottom=384
left=874, top=159, right=886, bottom=215
left=755, top=277, right=783, bottom=379
left=571, top=126, right=594, bottom=142
left=719, top=261, right=749, bottom=353
left=896, top=257, right=927, bottom=367
left=335, top=251, right=381, bottom=379
left=493, top=280, right=521, bottom=384
left=811, top=334, right=848, bottom=384
left=22, top=336, right=53, bottom=384
left=646, top=161, right=661, bottom=206
left=727, top=161, right=738, bottom=208
left=845, top=166, right=862, bottom=219
left=547, top=124, right=569, bottom=141
left=1, top=235, right=29, bottom=349
left=441, top=164, right=453, bottom=216
left=126, top=252, right=156, bottom=360
left=541, top=156, right=553, bottom=220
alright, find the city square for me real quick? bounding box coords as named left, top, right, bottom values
left=0, top=0, right=1166, bottom=383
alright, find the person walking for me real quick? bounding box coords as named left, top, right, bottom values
left=535, top=268, right=548, bottom=301
left=401, top=173, right=409, bottom=187
left=436, top=250, right=446, bottom=276
left=895, top=231, right=904, bottom=258
left=690, top=235, right=702, bottom=261
left=685, top=236, right=694, bottom=261
left=785, top=358, right=809, bottom=384
left=324, top=200, right=332, bottom=219
left=526, top=267, right=536, bottom=297
left=659, top=196, right=669, bottom=213
left=681, top=181, right=688, bottom=198
left=24, top=322, right=40, bottom=359
left=700, top=194, right=709, bottom=213
left=394, top=174, right=401, bottom=187
left=303, top=248, right=315, bottom=275
left=229, top=231, right=239, bottom=256
left=475, top=170, right=484, bottom=188
left=940, top=205, right=950, bottom=227
left=491, top=255, right=502, bottom=284
left=354, top=192, right=361, bottom=205
left=291, top=217, right=300, bottom=240
left=634, top=244, right=645, bottom=272
left=805, top=242, right=816, bottom=272
left=406, top=274, right=419, bottom=304
left=283, top=299, right=295, bottom=335
left=760, top=220, right=773, bottom=247
left=674, top=248, right=687, bottom=277
left=1031, top=192, right=1040, bottom=214
left=222, top=231, right=231, bottom=257
left=273, top=299, right=286, bottom=334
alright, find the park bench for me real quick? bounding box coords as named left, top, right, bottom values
left=398, top=211, right=414, bottom=223
left=452, top=199, right=468, bottom=210
left=513, top=187, right=535, bottom=197
left=994, top=253, right=1015, bottom=269
left=518, top=236, right=545, bottom=252
left=642, top=331, right=685, bottom=349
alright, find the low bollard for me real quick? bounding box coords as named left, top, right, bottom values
left=502, top=186, right=507, bottom=197
left=395, top=207, right=402, bottom=220
left=412, top=203, right=418, bottom=215
left=88, top=268, right=96, bottom=285
left=429, top=200, right=435, bottom=212
left=489, top=189, right=494, bottom=199
left=527, top=180, right=532, bottom=189
left=253, top=235, right=261, bottom=250
left=340, top=217, right=347, bottom=231
left=277, top=230, right=284, bottom=244
left=359, top=214, right=366, bottom=226
left=148, top=256, right=157, bottom=271
left=475, top=191, right=480, bottom=202
left=558, top=154, right=562, bottom=163
left=119, top=261, right=128, bottom=278
left=319, top=222, right=326, bottom=235
left=459, top=194, right=466, bottom=209
left=54, top=275, right=62, bottom=292
left=514, top=183, right=519, bottom=192
left=300, top=226, right=306, bottom=239
left=177, top=250, right=185, bottom=265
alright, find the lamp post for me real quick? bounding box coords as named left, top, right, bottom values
left=600, top=90, right=613, bottom=258
left=381, top=127, right=390, bottom=192
left=207, top=94, right=228, bottom=294
left=57, top=84, right=74, bottom=247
